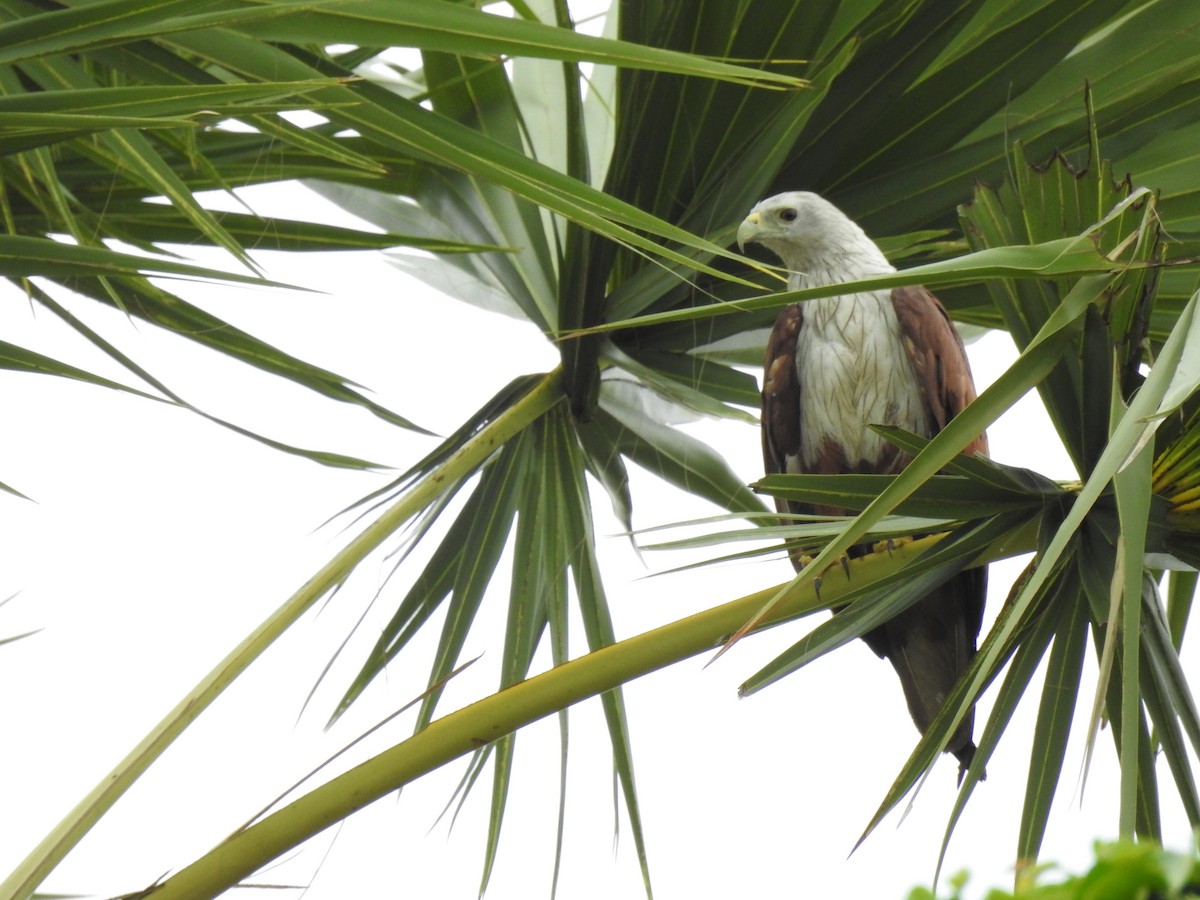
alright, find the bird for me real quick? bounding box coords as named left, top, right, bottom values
left=737, top=191, right=988, bottom=780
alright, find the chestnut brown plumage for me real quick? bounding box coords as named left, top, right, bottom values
left=739, top=192, right=987, bottom=780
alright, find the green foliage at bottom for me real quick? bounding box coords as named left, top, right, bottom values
left=908, top=841, right=1200, bottom=900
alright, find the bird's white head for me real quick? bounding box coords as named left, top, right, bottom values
left=736, top=191, right=891, bottom=283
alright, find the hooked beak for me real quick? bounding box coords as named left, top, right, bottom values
left=736, top=212, right=761, bottom=253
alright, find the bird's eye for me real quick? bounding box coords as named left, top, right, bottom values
left=779, top=208, right=798, bottom=222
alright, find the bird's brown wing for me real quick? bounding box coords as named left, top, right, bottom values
left=888, top=283, right=988, bottom=640
left=875, top=285, right=988, bottom=775
left=761, top=302, right=804, bottom=498
left=890, top=285, right=988, bottom=457
left=761, top=302, right=866, bottom=524
left=762, top=303, right=833, bottom=570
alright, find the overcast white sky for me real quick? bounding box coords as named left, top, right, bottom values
left=1, top=181, right=1192, bottom=900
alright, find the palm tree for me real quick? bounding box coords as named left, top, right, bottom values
left=4, top=1, right=1200, bottom=897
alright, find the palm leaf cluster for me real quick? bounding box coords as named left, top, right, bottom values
left=5, top=1, right=1200, bottom=899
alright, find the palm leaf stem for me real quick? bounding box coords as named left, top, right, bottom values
left=0, top=369, right=566, bottom=900
left=145, top=523, right=1037, bottom=900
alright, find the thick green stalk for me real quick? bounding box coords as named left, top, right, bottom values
left=0, top=370, right=566, bottom=900
left=145, top=526, right=1036, bottom=900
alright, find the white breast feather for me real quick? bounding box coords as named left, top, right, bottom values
left=795, top=286, right=930, bottom=468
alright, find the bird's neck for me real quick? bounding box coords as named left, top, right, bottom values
left=783, top=245, right=894, bottom=337
left=772, top=232, right=894, bottom=339
left=783, top=240, right=893, bottom=291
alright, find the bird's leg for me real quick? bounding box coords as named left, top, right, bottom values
left=872, top=535, right=913, bottom=556
left=795, top=550, right=853, bottom=602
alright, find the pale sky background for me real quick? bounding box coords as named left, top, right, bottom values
left=1, top=186, right=1193, bottom=898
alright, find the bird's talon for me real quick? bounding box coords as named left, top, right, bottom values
left=872, top=536, right=912, bottom=556
left=808, top=554, right=850, bottom=602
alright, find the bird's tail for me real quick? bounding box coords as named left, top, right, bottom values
left=954, top=741, right=986, bottom=786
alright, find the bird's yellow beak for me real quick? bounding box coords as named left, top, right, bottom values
left=736, top=212, right=760, bottom=253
